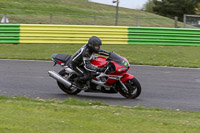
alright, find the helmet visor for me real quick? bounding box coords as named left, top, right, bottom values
left=94, top=45, right=100, bottom=50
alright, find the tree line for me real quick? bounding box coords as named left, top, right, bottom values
left=144, top=0, right=200, bottom=21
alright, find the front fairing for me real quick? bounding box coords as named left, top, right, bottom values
left=106, top=52, right=130, bottom=75
left=91, top=52, right=131, bottom=87
left=90, top=52, right=130, bottom=75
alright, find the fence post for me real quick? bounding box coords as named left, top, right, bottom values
left=136, top=16, right=139, bottom=27
left=174, top=16, right=178, bottom=28
left=50, top=14, right=53, bottom=24
left=114, top=0, right=119, bottom=26
left=183, top=14, right=186, bottom=28
left=4, top=14, right=7, bottom=23
left=94, top=15, right=97, bottom=25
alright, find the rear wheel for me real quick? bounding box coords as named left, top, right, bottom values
left=118, top=78, right=141, bottom=99
left=57, top=69, right=81, bottom=95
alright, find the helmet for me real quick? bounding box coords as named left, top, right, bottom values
left=87, top=36, right=102, bottom=53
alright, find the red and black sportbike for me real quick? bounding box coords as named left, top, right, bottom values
left=48, top=52, right=141, bottom=99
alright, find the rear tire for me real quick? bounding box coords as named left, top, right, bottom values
left=57, top=69, right=81, bottom=95
left=118, top=78, right=141, bottom=99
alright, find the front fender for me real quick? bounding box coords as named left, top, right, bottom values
left=120, top=74, right=134, bottom=83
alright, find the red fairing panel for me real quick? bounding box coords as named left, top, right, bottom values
left=120, top=74, right=134, bottom=83
left=105, top=79, right=118, bottom=86
left=90, top=56, right=107, bottom=68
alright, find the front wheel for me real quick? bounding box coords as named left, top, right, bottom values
left=57, top=69, right=81, bottom=95
left=118, top=78, right=141, bottom=99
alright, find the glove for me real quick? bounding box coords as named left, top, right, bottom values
left=97, top=67, right=106, bottom=72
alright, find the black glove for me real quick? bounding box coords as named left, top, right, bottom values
left=97, top=67, right=106, bottom=72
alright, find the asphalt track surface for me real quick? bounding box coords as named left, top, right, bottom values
left=0, top=59, right=200, bottom=111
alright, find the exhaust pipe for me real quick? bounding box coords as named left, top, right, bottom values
left=48, top=71, right=72, bottom=88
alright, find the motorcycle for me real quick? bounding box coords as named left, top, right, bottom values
left=48, top=52, right=141, bottom=99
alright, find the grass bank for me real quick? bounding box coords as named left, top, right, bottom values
left=0, top=44, right=200, bottom=68
left=0, top=0, right=185, bottom=27
left=0, top=96, right=199, bottom=133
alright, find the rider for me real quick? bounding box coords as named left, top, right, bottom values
left=70, top=36, right=110, bottom=88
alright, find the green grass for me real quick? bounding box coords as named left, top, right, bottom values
left=0, top=44, right=200, bottom=68
left=0, top=96, right=199, bottom=133
left=0, top=0, right=187, bottom=27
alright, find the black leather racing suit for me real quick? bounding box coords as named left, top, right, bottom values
left=70, top=44, right=110, bottom=81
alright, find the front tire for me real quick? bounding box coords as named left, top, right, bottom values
left=118, top=78, right=141, bottom=99
left=57, top=69, right=81, bottom=95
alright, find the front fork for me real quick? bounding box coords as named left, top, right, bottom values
left=119, top=74, right=134, bottom=92
left=119, top=80, right=129, bottom=92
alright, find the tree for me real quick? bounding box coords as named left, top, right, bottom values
left=195, top=2, right=200, bottom=14
left=143, top=0, right=155, bottom=13
left=152, top=0, right=200, bottom=21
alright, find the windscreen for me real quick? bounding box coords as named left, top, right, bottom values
left=107, top=52, right=129, bottom=67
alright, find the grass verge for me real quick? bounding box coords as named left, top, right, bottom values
left=0, top=96, right=199, bottom=133
left=0, top=44, right=200, bottom=68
